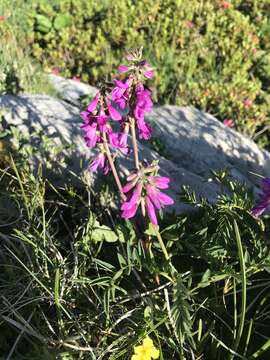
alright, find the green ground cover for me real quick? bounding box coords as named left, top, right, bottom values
left=1, top=1, right=270, bottom=359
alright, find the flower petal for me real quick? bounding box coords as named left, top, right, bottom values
left=87, top=93, right=99, bottom=113
left=262, top=177, right=270, bottom=194
left=149, top=176, right=170, bottom=189
left=144, top=70, right=155, bottom=79
left=118, top=65, right=129, bottom=73
left=122, top=178, right=138, bottom=193
left=151, top=347, right=160, bottom=359
left=107, top=100, right=122, bottom=121
left=251, top=199, right=269, bottom=217
left=121, top=203, right=139, bottom=219
left=146, top=185, right=161, bottom=209
left=143, top=337, right=154, bottom=348
left=158, top=192, right=174, bottom=206
left=145, top=196, right=158, bottom=225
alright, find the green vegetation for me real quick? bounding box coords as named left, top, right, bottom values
left=0, top=0, right=55, bottom=96
left=0, top=133, right=270, bottom=359
left=25, top=0, right=270, bottom=144
left=1, top=1, right=270, bottom=359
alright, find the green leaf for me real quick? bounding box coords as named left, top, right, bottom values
left=92, top=223, right=118, bottom=243
left=145, top=223, right=158, bottom=236
left=90, top=216, right=118, bottom=243
left=35, top=14, right=52, bottom=33
left=53, top=14, right=72, bottom=31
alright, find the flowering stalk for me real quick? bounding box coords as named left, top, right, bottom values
left=80, top=48, right=174, bottom=258
left=130, top=117, right=140, bottom=170
left=102, top=132, right=126, bottom=201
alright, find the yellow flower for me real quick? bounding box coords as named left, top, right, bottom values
left=131, top=336, right=160, bottom=360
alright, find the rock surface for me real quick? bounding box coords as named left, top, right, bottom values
left=0, top=75, right=269, bottom=213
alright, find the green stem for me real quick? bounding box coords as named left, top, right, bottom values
left=102, top=132, right=126, bottom=201
left=10, top=155, right=30, bottom=220
left=153, top=225, right=169, bottom=261
left=229, top=220, right=246, bottom=359
left=130, top=117, right=140, bottom=170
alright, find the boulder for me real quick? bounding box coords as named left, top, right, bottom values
left=49, top=74, right=269, bottom=188
left=1, top=76, right=269, bottom=213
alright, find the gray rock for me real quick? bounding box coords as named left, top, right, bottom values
left=49, top=74, right=269, bottom=189
left=147, top=106, right=269, bottom=188
left=0, top=94, right=220, bottom=213
left=1, top=75, right=268, bottom=213
left=49, top=74, right=97, bottom=106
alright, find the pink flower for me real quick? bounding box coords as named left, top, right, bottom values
left=251, top=178, right=270, bottom=217
left=121, top=166, right=174, bottom=225
left=117, top=57, right=155, bottom=79
left=72, top=76, right=81, bottom=82
left=221, top=1, right=231, bottom=9
left=111, top=79, right=130, bottom=109
left=112, top=80, right=129, bottom=100
left=80, top=122, right=98, bottom=148
left=109, top=132, right=129, bottom=154
left=140, top=61, right=155, bottom=79
left=87, top=93, right=100, bottom=113
left=106, top=99, right=122, bottom=121
left=0, top=16, right=7, bottom=22
left=146, top=184, right=174, bottom=208
left=148, top=176, right=170, bottom=189
left=243, top=98, right=253, bottom=109
left=223, top=119, right=234, bottom=128
left=80, top=93, right=100, bottom=122
left=145, top=196, right=158, bottom=225
left=134, top=85, right=153, bottom=120
left=89, top=153, right=110, bottom=174
left=97, top=109, right=110, bottom=133
left=118, top=65, right=129, bottom=73
left=185, top=20, right=194, bottom=29
left=121, top=183, right=143, bottom=219
left=134, top=84, right=153, bottom=139
left=137, top=119, right=152, bottom=140
left=51, top=67, right=61, bottom=75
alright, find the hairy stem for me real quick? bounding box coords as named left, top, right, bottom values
left=130, top=117, right=140, bottom=170
left=102, top=132, right=126, bottom=201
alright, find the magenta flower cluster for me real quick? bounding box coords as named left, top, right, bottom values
left=121, top=166, right=174, bottom=225
left=80, top=49, right=174, bottom=226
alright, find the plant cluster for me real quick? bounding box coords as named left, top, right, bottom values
left=1, top=49, right=270, bottom=359
left=28, top=0, right=270, bottom=145
left=1, top=151, right=270, bottom=359
left=0, top=0, right=55, bottom=96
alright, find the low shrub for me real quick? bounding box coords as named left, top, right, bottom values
left=28, top=0, right=270, bottom=143
left=0, top=0, right=55, bottom=96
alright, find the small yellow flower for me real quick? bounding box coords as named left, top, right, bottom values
left=131, top=336, right=160, bottom=360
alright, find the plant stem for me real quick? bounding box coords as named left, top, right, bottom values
left=130, top=117, right=140, bottom=170
left=229, top=220, right=246, bottom=360
left=10, top=155, right=30, bottom=220
left=102, top=132, right=126, bottom=201
left=154, top=225, right=169, bottom=261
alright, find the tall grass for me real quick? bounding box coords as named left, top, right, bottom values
left=0, top=144, right=270, bottom=358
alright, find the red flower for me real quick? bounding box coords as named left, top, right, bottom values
left=223, top=119, right=234, bottom=128
left=243, top=98, right=253, bottom=109
left=50, top=67, right=61, bottom=75
left=221, top=1, right=231, bottom=9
